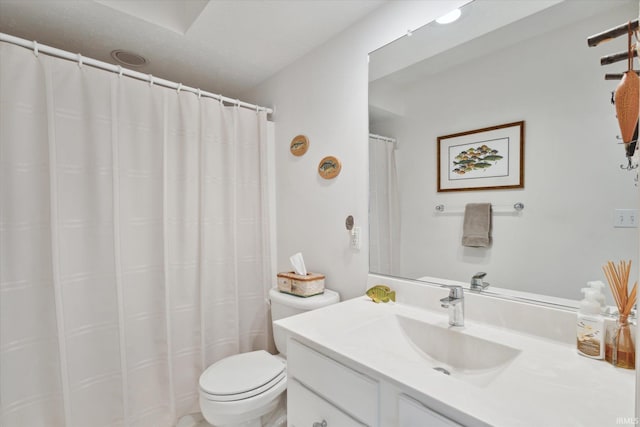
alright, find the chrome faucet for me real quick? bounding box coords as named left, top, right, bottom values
left=440, top=285, right=464, bottom=327
left=470, top=272, right=489, bottom=291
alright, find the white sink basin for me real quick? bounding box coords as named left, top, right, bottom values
left=396, top=315, right=521, bottom=370
left=351, top=314, right=521, bottom=387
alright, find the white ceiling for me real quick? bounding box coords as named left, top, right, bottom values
left=368, top=0, right=636, bottom=123
left=0, top=0, right=387, bottom=98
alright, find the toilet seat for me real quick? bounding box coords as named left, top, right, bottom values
left=199, top=350, right=286, bottom=402
left=200, top=371, right=286, bottom=402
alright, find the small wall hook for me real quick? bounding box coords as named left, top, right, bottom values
left=345, top=215, right=354, bottom=231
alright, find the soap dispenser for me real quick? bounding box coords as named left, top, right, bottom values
left=577, top=288, right=605, bottom=359
left=586, top=281, right=607, bottom=311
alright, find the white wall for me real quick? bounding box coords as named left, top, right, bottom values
left=244, top=1, right=468, bottom=300
left=245, top=0, right=640, bottom=414
left=370, top=3, right=639, bottom=302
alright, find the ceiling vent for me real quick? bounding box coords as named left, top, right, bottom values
left=110, top=50, right=147, bottom=67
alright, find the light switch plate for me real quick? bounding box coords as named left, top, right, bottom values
left=350, top=226, right=361, bottom=249
left=614, top=209, right=638, bottom=228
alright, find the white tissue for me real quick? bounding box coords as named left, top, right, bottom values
left=289, top=252, right=307, bottom=276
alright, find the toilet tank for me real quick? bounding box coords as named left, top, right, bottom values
left=269, top=288, right=340, bottom=356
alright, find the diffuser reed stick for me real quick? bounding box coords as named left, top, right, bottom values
left=603, top=260, right=637, bottom=369
left=603, top=260, right=637, bottom=317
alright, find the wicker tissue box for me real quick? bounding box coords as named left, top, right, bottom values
left=277, top=272, right=325, bottom=297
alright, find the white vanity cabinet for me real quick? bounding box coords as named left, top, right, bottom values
left=287, top=339, right=378, bottom=426
left=278, top=293, right=636, bottom=426
left=287, top=338, right=467, bottom=427
left=397, top=394, right=462, bottom=427
left=288, top=379, right=366, bottom=427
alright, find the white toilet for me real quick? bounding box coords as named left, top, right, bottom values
left=198, top=288, right=340, bottom=426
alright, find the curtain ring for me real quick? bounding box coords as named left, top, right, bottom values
left=148, top=74, right=154, bottom=87
left=77, top=53, right=83, bottom=68
left=117, top=65, right=124, bottom=78
left=33, top=41, right=39, bottom=57
left=197, top=89, right=202, bottom=99
left=176, top=83, right=182, bottom=93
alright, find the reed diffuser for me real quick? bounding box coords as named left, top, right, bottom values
left=603, top=260, right=637, bottom=369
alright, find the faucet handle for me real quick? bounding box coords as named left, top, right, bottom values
left=449, top=286, right=464, bottom=299
left=471, top=272, right=489, bottom=290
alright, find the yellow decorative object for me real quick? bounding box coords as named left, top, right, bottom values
left=366, top=285, right=396, bottom=303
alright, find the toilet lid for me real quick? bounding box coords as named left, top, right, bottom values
left=199, top=350, right=285, bottom=400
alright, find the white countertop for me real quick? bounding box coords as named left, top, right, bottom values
left=275, top=296, right=635, bottom=427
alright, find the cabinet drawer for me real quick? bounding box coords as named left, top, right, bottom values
left=398, top=394, right=462, bottom=427
left=288, top=339, right=378, bottom=426
left=288, top=379, right=366, bottom=427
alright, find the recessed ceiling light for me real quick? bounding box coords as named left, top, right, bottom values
left=436, top=8, right=461, bottom=25
left=110, top=49, right=147, bottom=67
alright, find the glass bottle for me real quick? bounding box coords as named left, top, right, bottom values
left=606, top=314, right=635, bottom=369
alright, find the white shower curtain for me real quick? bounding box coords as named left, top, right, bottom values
left=0, top=42, right=272, bottom=427
left=368, top=138, right=400, bottom=276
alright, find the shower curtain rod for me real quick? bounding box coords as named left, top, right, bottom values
left=0, top=32, right=274, bottom=114
left=369, top=133, right=397, bottom=145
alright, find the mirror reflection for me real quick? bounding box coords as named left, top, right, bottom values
left=369, top=0, right=639, bottom=305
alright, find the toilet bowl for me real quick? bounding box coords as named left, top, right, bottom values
left=199, top=351, right=287, bottom=426
left=198, top=288, right=340, bottom=426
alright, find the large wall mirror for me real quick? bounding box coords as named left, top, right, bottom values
left=369, top=0, right=639, bottom=306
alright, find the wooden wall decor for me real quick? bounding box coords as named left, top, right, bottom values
left=614, top=23, right=639, bottom=144
left=588, top=18, right=640, bottom=170
left=290, top=135, right=309, bottom=156
left=318, top=156, right=341, bottom=179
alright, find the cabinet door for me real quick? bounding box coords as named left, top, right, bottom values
left=398, top=394, right=463, bottom=427
left=288, top=339, right=378, bottom=426
left=288, top=379, right=367, bottom=427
